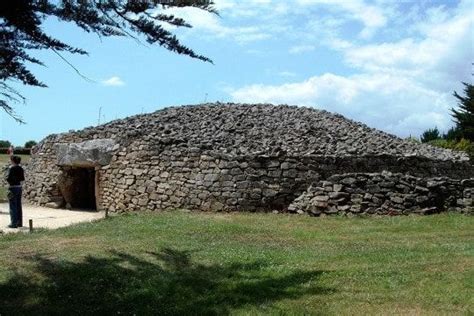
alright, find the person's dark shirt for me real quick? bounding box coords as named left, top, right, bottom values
left=7, top=165, right=25, bottom=186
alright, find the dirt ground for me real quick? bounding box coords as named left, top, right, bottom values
left=0, top=203, right=105, bottom=234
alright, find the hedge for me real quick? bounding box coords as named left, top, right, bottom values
left=0, top=148, right=31, bottom=155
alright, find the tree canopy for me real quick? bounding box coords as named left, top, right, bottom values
left=420, top=82, right=474, bottom=159
left=0, top=0, right=215, bottom=122
left=420, top=127, right=441, bottom=143
left=0, top=140, right=11, bottom=148
left=24, top=140, right=37, bottom=148
left=451, top=82, right=474, bottom=141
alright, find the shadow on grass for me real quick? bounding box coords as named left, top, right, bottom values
left=0, top=248, right=332, bottom=315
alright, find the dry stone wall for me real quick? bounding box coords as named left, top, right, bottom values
left=288, top=172, right=473, bottom=216
left=23, top=103, right=474, bottom=214
left=97, top=146, right=474, bottom=213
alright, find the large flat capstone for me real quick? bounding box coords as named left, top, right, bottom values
left=56, top=139, right=117, bottom=167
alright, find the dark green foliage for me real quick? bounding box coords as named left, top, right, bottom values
left=12, top=147, right=31, bottom=155
left=24, top=140, right=37, bottom=148
left=421, top=82, right=474, bottom=159
left=1, top=0, right=215, bottom=122
left=421, top=127, right=441, bottom=143
left=451, top=82, right=474, bottom=141
left=0, top=140, right=11, bottom=148
left=443, top=126, right=461, bottom=141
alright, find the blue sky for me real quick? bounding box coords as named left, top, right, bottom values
left=1, top=0, right=473, bottom=146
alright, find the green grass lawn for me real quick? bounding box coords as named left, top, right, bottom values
left=0, top=212, right=472, bottom=315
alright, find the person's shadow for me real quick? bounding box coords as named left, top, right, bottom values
left=0, top=247, right=333, bottom=315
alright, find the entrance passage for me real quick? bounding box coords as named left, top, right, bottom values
left=58, top=167, right=97, bottom=210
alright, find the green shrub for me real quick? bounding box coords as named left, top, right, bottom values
left=24, top=140, right=37, bottom=148
left=405, top=136, right=420, bottom=143
left=428, top=138, right=450, bottom=148
left=453, top=138, right=474, bottom=158
left=428, top=138, right=474, bottom=159
left=421, top=127, right=441, bottom=143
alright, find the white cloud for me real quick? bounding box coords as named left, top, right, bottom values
left=345, top=12, right=472, bottom=73
left=101, top=76, right=125, bottom=87
left=150, top=0, right=472, bottom=139
left=214, top=0, right=289, bottom=19
left=289, top=45, right=315, bottom=54
left=213, top=0, right=236, bottom=11
left=156, top=0, right=388, bottom=46
left=228, top=0, right=473, bottom=138
left=230, top=72, right=453, bottom=138
left=159, top=6, right=270, bottom=43
left=296, top=0, right=387, bottom=38
left=341, top=3, right=473, bottom=95
left=278, top=71, right=297, bottom=77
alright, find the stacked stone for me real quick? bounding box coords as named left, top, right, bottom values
left=96, top=144, right=318, bottom=212
left=79, top=103, right=469, bottom=160
left=288, top=172, right=473, bottom=216
left=22, top=103, right=474, bottom=214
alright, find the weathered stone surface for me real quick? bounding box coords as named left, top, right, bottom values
left=23, top=103, right=474, bottom=214
left=289, top=171, right=473, bottom=216
left=45, top=201, right=63, bottom=209
left=56, top=139, right=117, bottom=167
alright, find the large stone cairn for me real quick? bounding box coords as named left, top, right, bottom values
left=23, top=103, right=474, bottom=214
left=76, top=103, right=469, bottom=159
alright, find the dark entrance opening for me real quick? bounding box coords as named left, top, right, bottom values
left=58, top=167, right=97, bottom=210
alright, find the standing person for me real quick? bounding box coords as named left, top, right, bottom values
left=6, top=155, right=24, bottom=228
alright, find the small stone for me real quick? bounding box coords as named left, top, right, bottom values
left=363, top=193, right=373, bottom=200
left=416, top=196, right=429, bottom=204
left=326, top=206, right=338, bottom=213
left=390, top=196, right=404, bottom=204
left=138, top=197, right=149, bottom=206
left=338, top=205, right=351, bottom=211
left=263, top=189, right=278, bottom=197
left=45, top=201, right=63, bottom=209
left=341, top=178, right=356, bottom=185
left=315, top=201, right=328, bottom=208
left=204, top=174, right=219, bottom=182
left=350, top=205, right=362, bottom=213
left=329, top=192, right=349, bottom=199
left=380, top=181, right=395, bottom=188
left=415, top=186, right=429, bottom=193
left=427, top=180, right=445, bottom=188
left=211, top=201, right=225, bottom=211
left=457, top=198, right=472, bottom=207
left=313, top=195, right=329, bottom=202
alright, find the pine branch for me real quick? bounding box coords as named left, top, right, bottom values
left=0, top=0, right=216, bottom=121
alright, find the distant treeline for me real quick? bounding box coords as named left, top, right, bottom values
left=0, top=148, right=32, bottom=155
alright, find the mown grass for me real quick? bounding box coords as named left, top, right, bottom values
left=0, top=211, right=472, bottom=315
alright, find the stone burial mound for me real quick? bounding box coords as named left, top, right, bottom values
left=24, top=103, right=473, bottom=215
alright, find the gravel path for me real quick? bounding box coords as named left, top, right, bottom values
left=0, top=203, right=105, bottom=234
